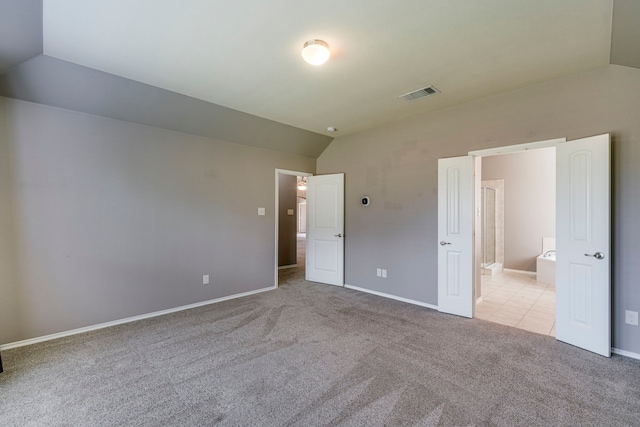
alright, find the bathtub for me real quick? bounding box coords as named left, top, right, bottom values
left=536, top=253, right=556, bottom=286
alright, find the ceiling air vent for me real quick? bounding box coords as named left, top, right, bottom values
left=399, top=85, right=440, bottom=102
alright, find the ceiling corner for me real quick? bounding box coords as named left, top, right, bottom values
left=610, top=0, right=640, bottom=69
left=0, top=0, right=43, bottom=74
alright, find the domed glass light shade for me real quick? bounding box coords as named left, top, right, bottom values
left=301, top=40, right=330, bottom=65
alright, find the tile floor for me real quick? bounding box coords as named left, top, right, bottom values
left=476, top=271, right=556, bottom=336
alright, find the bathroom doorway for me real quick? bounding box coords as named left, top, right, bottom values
left=475, top=147, right=557, bottom=336
left=439, top=134, right=611, bottom=356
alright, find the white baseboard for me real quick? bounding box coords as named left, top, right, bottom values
left=503, top=268, right=537, bottom=277
left=345, top=284, right=438, bottom=310
left=612, top=347, right=640, bottom=361
left=278, top=264, right=298, bottom=270
left=0, top=285, right=276, bottom=351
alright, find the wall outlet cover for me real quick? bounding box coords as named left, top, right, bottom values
left=625, top=310, right=638, bottom=326
left=203, top=274, right=210, bottom=285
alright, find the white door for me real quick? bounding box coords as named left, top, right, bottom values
left=438, top=156, right=474, bottom=317
left=306, top=174, right=344, bottom=286
left=556, top=134, right=611, bottom=357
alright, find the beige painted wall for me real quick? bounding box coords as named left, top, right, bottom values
left=0, top=97, right=315, bottom=344
left=317, top=65, right=640, bottom=354
left=482, top=148, right=555, bottom=272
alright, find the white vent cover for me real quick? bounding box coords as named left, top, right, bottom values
left=399, top=85, right=440, bottom=101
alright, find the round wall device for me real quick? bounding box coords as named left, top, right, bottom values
left=361, top=196, right=370, bottom=206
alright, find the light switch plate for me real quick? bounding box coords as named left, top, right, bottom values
left=287, top=209, right=294, bottom=216
left=258, top=207, right=266, bottom=216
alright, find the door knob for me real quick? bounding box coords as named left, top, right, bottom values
left=584, top=252, right=605, bottom=260
left=335, top=233, right=342, bottom=238
left=440, top=241, right=452, bottom=246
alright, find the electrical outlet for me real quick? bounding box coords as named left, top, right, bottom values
left=203, top=274, right=210, bottom=285
left=376, top=268, right=382, bottom=277
left=625, top=310, right=638, bottom=326
left=381, top=269, right=387, bottom=278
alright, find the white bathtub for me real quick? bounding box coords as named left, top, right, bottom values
left=536, top=253, right=556, bottom=286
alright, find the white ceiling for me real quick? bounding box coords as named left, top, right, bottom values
left=42, top=0, right=613, bottom=137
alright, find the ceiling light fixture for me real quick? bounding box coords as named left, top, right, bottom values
left=297, top=177, right=307, bottom=191
left=301, top=39, right=330, bottom=65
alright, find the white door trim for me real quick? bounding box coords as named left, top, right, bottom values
left=275, top=169, right=312, bottom=287
left=469, top=138, right=566, bottom=158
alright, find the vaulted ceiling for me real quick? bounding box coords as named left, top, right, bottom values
left=1, top=0, right=639, bottom=158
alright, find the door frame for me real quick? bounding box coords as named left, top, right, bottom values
left=274, top=169, right=313, bottom=287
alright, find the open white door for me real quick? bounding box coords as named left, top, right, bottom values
left=438, top=156, right=474, bottom=317
left=306, top=174, right=344, bottom=286
left=556, top=134, right=611, bottom=357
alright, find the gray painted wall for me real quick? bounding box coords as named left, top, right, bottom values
left=317, top=65, right=640, bottom=354
left=482, top=148, right=556, bottom=272
left=0, top=98, right=20, bottom=343
left=610, top=0, right=640, bottom=69
left=278, top=174, right=298, bottom=267
left=0, top=55, right=334, bottom=159
left=0, top=97, right=315, bottom=344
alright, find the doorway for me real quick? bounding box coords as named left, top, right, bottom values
left=438, top=134, right=611, bottom=356
left=475, top=147, right=556, bottom=336
left=275, top=169, right=312, bottom=287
